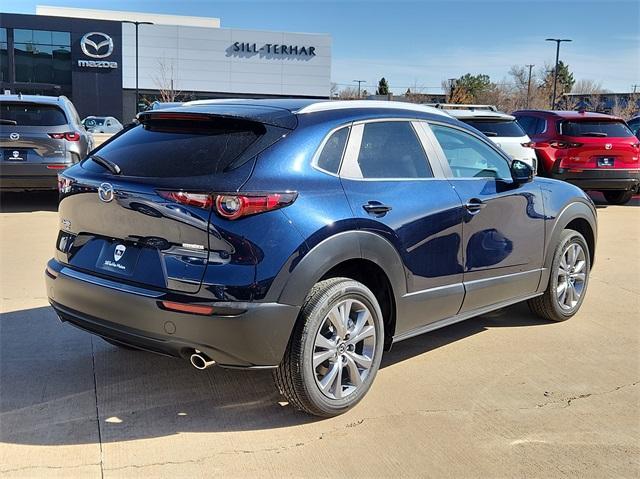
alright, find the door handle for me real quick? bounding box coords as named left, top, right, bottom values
left=363, top=201, right=392, bottom=216
left=464, top=198, right=486, bottom=214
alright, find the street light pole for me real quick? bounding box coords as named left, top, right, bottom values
left=122, top=20, right=153, bottom=115
left=545, top=38, right=572, bottom=109
left=525, top=64, right=535, bottom=108
left=353, top=80, right=366, bottom=98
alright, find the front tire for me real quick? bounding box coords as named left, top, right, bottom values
left=528, top=230, right=590, bottom=322
left=274, top=277, right=384, bottom=417
left=603, top=190, right=633, bottom=205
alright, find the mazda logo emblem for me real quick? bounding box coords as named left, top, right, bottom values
left=9, top=133, right=19, bottom=140
left=604, top=143, right=612, bottom=150
left=98, top=183, right=114, bottom=203
left=80, top=32, right=114, bottom=59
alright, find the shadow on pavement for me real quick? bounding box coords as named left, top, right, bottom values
left=0, top=191, right=59, bottom=213
left=1, top=301, right=548, bottom=446
left=587, top=191, right=640, bottom=208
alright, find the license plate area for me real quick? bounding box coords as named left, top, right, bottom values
left=597, top=157, right=615, bottom=167
left=3, top=149, right=27, bottom=161
left=96, top=241, right=141, bottom=277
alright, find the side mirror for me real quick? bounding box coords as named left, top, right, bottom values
left=511, top=159, right=534, bottom=184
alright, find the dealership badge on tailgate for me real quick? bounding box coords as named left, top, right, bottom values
left=114, top=244, right=126, bottom=262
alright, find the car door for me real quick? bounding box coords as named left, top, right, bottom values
left=425, top=122, right=545, bottom=313
left=339, top=119, right=466, bottom=335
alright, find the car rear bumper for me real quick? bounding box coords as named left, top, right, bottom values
left=45, top=259, right=300, bottom=368
left=552, top=169, right=640, bottom=192
left=0, top=174, right=59, bottom=190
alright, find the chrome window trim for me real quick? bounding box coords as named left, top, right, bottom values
left=338, top=118, right=444, bottom=181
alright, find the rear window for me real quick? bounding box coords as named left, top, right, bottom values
left=0, top=102, right=67, bottom=126
left=463, top=120, right=526, bottom=138
left=561, top=120, right=633, bottom=138
left=84, top=118, right=105, bottom=127
left=91, top=117, right=265, bottom=177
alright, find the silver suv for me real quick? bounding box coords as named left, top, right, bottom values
left=0, top=95, right=92, bottom=191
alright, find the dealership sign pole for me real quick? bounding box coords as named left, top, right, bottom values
left=123, top=20, right=154, bottom=114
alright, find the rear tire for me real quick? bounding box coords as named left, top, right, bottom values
left=273, top=277, right=384, bottom=417
left=603, top=190, right=633, bottom=205
left=528, top=230, right=590, bottom=322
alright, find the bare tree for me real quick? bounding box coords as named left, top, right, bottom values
left=152, top=59, right=182, bottom=103
left=571, top=79, right=606, bottom=95
left=330, top=82, right=339, bottom=99
left=610, top=93, right=640, bottom=119
left=337, top=86, right=360, bottom=100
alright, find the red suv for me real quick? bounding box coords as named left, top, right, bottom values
left=513, top=110, right=640, bottom=204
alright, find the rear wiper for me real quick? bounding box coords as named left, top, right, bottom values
left=0, top=119, right=18, bottom=125
left=482, top=131, right=498, bottom=137
left=582, top=132, right=607, bottom=137
left=90, top=154, right=121, bottom=175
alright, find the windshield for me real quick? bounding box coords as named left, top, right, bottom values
left=561, top=120, right=634, bottom=138
left=0, top=102, right=67, bottom=126
left=84, top=118, right=105, bottom=127
left=463, top=120, right=526, bottom=138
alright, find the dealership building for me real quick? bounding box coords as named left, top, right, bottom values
left=0, top=6, right=332, bottom=121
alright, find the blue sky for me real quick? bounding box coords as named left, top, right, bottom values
left=3, top=0, right=639, bottom=93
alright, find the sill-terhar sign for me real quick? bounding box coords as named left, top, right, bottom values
left=232, top=42, right=316, bottom=56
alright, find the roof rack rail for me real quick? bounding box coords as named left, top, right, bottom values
left=429, top=103, right=498, bottom=112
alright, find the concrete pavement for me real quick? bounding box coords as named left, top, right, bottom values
left=1, top=191, right=639, bottom=478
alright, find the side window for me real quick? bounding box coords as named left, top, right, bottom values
left=431, top=125, right=512, bottom=180
left=349, top=121, right=432, bottom=179
left=316, top=126, right=349, bottom=174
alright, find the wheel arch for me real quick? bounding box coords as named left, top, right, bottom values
left=538, top=200, right=597, bottom=292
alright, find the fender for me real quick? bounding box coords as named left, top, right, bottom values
left=537, top=199, right=597, bottom=293
left=276, top=230, right=407, bottom=307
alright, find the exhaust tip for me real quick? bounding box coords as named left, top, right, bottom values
left=190, top=352, right=215, bottom=370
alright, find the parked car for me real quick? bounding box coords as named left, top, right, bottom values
left=0, top=95, right=92, bottom=191
left=47, top=100, right=597, bottom=417
left=437, top=104, right=538, bottom=171
left=82, top=116, right=123, bottom=134
left=514, top=110, right=640, bottom=204
left=145, top=101, right=184, bottom=111
left=627, top=115, right=640, bottom=139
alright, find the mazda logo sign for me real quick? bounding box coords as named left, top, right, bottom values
left=80, top=32, right=114, bottom=59
left=9, top=133, right=19, bottom=140
left=98, top=183, right=114, bottom=203
left=605, top=143, right=613, bottom=150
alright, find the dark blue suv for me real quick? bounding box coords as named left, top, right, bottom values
left=46, top=100, right=597, bottom=417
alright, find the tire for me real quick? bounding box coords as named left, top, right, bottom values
left=273, top=277, right=385, bottom=417
left=603, top=190, right=633, bottom=205
left=528, top=230, right=590, bottom=322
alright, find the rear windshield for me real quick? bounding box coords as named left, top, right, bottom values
left=91, top=118, right=265, bottom=177
left=0, top=102, right=67, bottom=126
left=84, top=118, right=105, bottom=127
left=561, top=120, right=633, bottom=138
left=462, top=120, right=526, bottom=138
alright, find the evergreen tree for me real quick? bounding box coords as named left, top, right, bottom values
left=376, top=77, right=390, bottom=95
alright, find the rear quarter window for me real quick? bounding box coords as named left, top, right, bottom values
left=90, top=117, right=266, bottom=177
left=0, top=102, right=67, bottom=126
left=561, top=120, right=634, bottom=138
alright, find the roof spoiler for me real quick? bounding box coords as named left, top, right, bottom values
left=429, top=103, right=498, bottom=112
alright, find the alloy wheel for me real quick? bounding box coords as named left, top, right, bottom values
left=312, top=299, right=376, bottom=400
left=556, top=242, right=587, bottom=311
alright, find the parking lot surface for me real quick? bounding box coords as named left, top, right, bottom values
left=1, top=192, right=639, bottom=478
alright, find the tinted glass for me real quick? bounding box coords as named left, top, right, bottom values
left=463, top=120, right=526, bottom=137
left=0, top=102, right=67, bottom=126
left=317, top=127, right=349, bottom=173
left=85, top=118, right=105, bottom=127
left=92, top=119, right=265, bottom=177
left=354, top=121, right=432, bottom=179
left=51, top=31, right=71, bottom=46
left=0, top=28, right=7, bottom=82
left=533, top=118, right=547, bottom=134
left=561, top=120, right=633, bottom=138
left=13, top=29, right=33, bottom=43
left=431, top=125, right=511, bottom=180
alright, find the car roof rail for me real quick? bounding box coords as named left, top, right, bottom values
left=429, top=103, right=498, bottom=112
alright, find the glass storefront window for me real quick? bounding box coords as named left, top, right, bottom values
left=13, top=29, right=71, bottom=86
left=0, top=28, right=7, bottom=82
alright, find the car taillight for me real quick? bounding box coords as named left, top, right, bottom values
left=57, top=175, right=73, bottom=193
left=549, top=141, right=583, bottom=149
left=48, top=132, right=80, bottom=141
left=157, top=191, right=213, bottom=209
left=157, top=190, right=297, bottom=219
left=521, top=141, right=535, bottom=148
